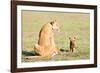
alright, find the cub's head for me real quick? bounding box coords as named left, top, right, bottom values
left=69, top=37, right=76, bottom=42
left=50, top=20, right=60, bottom=32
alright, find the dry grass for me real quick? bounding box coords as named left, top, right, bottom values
left=21, top=11, right=90, bottom=62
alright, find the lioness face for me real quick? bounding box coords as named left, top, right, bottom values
left=50, top=20, right=60, bottom=32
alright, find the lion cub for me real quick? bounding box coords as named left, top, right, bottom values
left=69, top=37, right=78, bottom=52
left=34, top=20, right=60, bottom=58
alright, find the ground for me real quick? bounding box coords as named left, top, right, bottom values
left=22, top=10, right=90, bottom=62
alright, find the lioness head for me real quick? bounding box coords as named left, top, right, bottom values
left=50, top=20, right=60, bottom=32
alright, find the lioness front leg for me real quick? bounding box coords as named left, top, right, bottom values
left=50, top=36, right=56, bottom=47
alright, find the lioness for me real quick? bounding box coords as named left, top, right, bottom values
left=34, top=20, right=60, bottom=58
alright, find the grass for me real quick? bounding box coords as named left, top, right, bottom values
left=22, top=11, right=90, bottom=62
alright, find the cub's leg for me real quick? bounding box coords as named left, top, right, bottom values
left=70, top=47, right=74, bottom=52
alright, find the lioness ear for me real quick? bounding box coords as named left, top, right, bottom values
left=54, top=20, right=56, bottom=22
left=50, top=21, right=54, bottom=25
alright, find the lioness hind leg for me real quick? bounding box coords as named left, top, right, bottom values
left=34, top=44, right=43, bottom=56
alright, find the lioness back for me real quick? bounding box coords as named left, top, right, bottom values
left=38, top=23, right=53, bottom=47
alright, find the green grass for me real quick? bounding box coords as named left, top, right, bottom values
left=22, top=11, right=90, bottom=62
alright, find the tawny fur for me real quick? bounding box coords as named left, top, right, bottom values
left=34, top=20, right=60, bottom=58
left=69, top=37, right=78, bottom=52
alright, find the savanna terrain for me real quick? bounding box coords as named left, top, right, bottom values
left=22, top=10, right=90, bottom=62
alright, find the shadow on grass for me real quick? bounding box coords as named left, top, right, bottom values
left=22, top=48, right=69, bottom=56
left=22, top=50, right=39, bottom=56
left=60, top=48, right=69, bottom=52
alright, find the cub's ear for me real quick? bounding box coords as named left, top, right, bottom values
left=74, top=37, right=76, bottom=39
left=50, top=21, right=54, bottom=25
left=69, top=37, right=71, bottom=40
